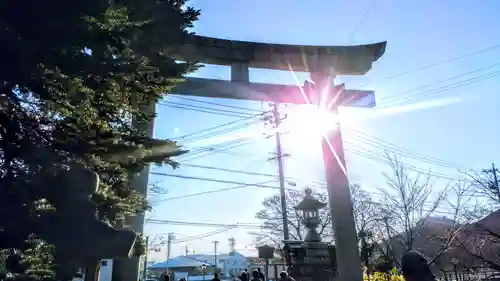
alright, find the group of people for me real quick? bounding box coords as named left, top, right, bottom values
left=235, top=269, right=293, bottom=281
left=161, top=268, right=294, bottom=281
left=235, top=268, right=264, bottom=281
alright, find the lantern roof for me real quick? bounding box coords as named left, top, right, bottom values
left=295, top=188, right=327, bottom=210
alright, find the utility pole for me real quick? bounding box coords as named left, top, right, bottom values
left=142, top=236, right=150, bottom=280
left=272, top=103, right=290, bottom=242
left=271, top=103, right=290, bottom=266
left=185, top=244, right=189, bottom=256
left=213, top=241, right=219, bottom=271
left=484, top=162, right=500, bottom=202
left=492, top=163, right=499, bottom=189
left=166, top=233, right=174, bottom=260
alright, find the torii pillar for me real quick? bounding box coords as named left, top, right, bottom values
left=119, top=35, right=386, bottom=281
left=312, top=69, right=363, bottom=281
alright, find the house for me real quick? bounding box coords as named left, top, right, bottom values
left=148, top=252, right=249, bottom=278
left=377, top=211, right=500, bottom=271
left=377, top=216, right=458, bottom=267
left=449, top=209, right=500, bottom=269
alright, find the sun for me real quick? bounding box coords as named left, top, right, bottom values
left=281, top=105, right=341, bottom=142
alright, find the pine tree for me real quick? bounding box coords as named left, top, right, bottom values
left=0, top=0, right=199, bottom=280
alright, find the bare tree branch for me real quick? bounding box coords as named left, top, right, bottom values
left=375, top=153, right=469, bottom=268
left=253, top=189, right=333, bottom=245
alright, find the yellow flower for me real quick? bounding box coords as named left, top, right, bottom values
left=364, top=272, right=404, bottom=281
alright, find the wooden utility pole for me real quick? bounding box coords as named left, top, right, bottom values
left=213, top=241, right=219, bottom=270
left=272, top=103, right=290, bottom=245
left=492, top=163, right=499, bottom=189
left=484, top=162, right=500, bottom=202
left=166, top=233, right=174, bottom=260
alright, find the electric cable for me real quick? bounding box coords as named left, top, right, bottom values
left=178, top=137, right=257, bottom=162
left=348, top=129, right=473, bottom=171
left=160, top=101, right=256, bottom=118
left=377, top=69, right=500, bottom=107
left=146, top=198, right=464, bottom=227
left=344, top=142, right=463, bottom=181
left=175, top=111, right=268, bottom=142
left=146, top=219, right=262, bottom=229
left=349, top=0, right=376, bottom=43
left=357, top=43, right=500, bottom=88
left=171, top=163, right=279, bottom=178
left=170, top=95, right=264, bottom=114
left=149, top=161, right=466, bottom=213
left=377, top=62, right=500, bottom=105
left=182, top=120, right=259, bottom=144
left=173, top=227, right=237, bottom=243
left=160, top=102, right=250, bottom=118
left=149, top=172, right=283, bottom=190
left=151, top=180, right=280, bottom=203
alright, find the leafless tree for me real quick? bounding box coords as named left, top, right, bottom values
left=251, top=189, right=332, bottom=247
left=351, top=184, right=379, bottom=239
left=351, top=184, right=380, bottom=272
left=375, top=154, right=472, bottom=268
left=252, top=185, right=380, bottom=249
left=453, top=168, right=500, bottom=270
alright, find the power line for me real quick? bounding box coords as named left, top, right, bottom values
left=146, top=198, right=466, bottom=228
left=158, top=101, right=254, bottom=118
left=377, top=62, right=500, bottom=104
left=146, top=219, right=262, bottom=229
left=344, top=143, right=463, bottom=181
left=149, top=172, right=282, bottom=190
left=175, top=112, right=267, bottom=142
left=348, top=129, right=472, bottom=171
left=149, top=161, right=468, bottom=213
left=182, top=121, right=259, bottom=144
left=150, top=180, right=279, bottom=203
left=358, top=43, right=500, bottom=88
left=172, top=163, right=279, bottom=178
left=349, top=0, right=376, bottom=43
left=178, top=137, right=256, bottom=162
left=174, top=227, right=237, bottom=243
left=169, top=95, right=264, bottom=113
left=378, top=68, right=500, bottom=107
left=161, top=101, right=255, bottom=116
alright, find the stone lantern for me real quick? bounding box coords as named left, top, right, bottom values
left=296, top=187, right=327, bottom=243
left=257, top=245, right=275, bottom=281
left=292, top=187, right=332, bottom=281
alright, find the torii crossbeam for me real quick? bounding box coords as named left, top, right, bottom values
left=119, top=35, right=386, bottom=281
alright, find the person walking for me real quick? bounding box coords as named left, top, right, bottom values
left=257, top=268, right=265, bottom=281
left=251, top=270, right=261, bottom=281
left=239, top=270, right=249, bottom=281
left=212, top=273, right=221, bottom=281
left=278, top=271, right=294, bottom=281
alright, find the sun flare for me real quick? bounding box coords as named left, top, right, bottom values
left=282, top=105, right=341, bottom=141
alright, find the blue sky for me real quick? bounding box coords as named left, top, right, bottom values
left=144, top=0, right=500, bottom=260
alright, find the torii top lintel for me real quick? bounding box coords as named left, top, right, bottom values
left=173, top=35, right=387, bottom=75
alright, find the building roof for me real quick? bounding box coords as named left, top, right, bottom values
left=148, top=256, right=210, bottom=269
left=148, top=252, right=247, bottom=269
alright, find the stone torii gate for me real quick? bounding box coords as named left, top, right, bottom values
left=119, top=35, right=386, bottom=281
